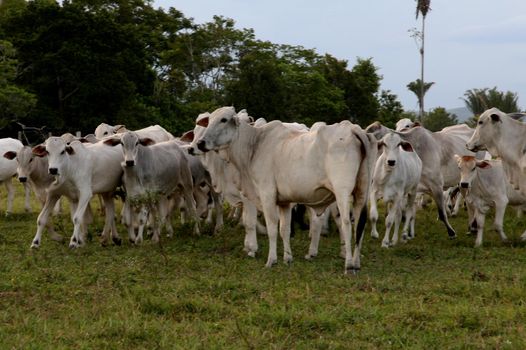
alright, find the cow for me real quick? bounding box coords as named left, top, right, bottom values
left=369, top=133, right=422, bottom=247
left=466, top=107, right=526, bottom=195
left=0, top=138, right=31, bottom=214
left=4, top=146, right=66, bottom=241
left=195, top=106, right=375, bottom=274
left=31, top=137, right=123, bottom=248
left=365, top=122, right=481, bottom=239
left=454, top=155, right=526, bottom=246
left=94, top=123, right=174, bottom=142
left=183, top=111, right=263, bottom=257
left=104, top=131, right=199, bottom=243
left=395, top=118, right=415, bottom=131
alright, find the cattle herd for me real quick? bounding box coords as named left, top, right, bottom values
left=1, top=106, right=525, bottom=274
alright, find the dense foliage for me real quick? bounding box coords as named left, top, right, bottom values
left=0, top=0, right=392, bottom=138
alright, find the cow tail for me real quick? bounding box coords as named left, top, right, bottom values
left=351, top=126, right=377, bottom=246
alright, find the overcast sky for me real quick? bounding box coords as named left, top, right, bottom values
left=155, top=0, right=526, bottom=111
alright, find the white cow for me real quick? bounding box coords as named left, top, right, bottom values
left=466, top=107, right=526, bottom=195
left=365, top=122, right=479, bottom=238
left=195, top=107, right=374, bottom=274
left=0, top=138, right=31, bottom=214
left=183, top=111, right=264, bottom=257
left=4, top=146, right=94, bottom=242
left=104, top=131, right=199, bottom=243
left=395, top=118, right=415, bottom=131
left=94, top=123, right=174, bottom=142
left=454, top=155, right=526, bottom=246
left=31, top=137, right=123, bottom=248
left=370, top=133, right=422, bottom=247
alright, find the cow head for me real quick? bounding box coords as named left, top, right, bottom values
left=117, top=131, right=155, bottom=167
left=94, top=123, right=127, bottom=139
left=378, top=133, right=414, bottom=169
left=395, top=118, right=415, bottom=132
left=454, top=154, right=492, bottom=189
left=7, top=146, right=37, bottom=183
left=466, top=107, right=505, bottom=152
left=195, top=107, right=239, bottom=153
left=33, top=137, right=74, bottom=179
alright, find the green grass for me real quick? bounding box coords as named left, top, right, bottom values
left=1, top=183, right=526, bottom=349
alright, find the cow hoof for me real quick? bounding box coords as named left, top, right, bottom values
left=69, top=243, right=78, bottom=249
left=264, top=259, right=277, bottom=268
left=305, top=253, right=317, bottom=260
left=371, top=232, right=379, bottom=239
left=381, top=242, right=390, bottom=248
left=30, top=241, right=40, bottom=249
left=344, top=267, right=359, bottom=275
left=283, top=255, right=293, bottom=265
left=112, top=236, right=122, bottom=246
left=247, top=251, right=256, bottom=258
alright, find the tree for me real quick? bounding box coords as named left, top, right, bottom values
left=377, top=89, right=405, bottom=129
left=0, top=40, right=36, bottom=134
left=407, top=78, right=434, bottom=120
left=421, top=107, right=457, bottom=132
left=463, top=87, right=521, bottom=127
left=345, top=58, right=381, bottom=127
left=412, top=0, right=431, bottom=120
left=2, top=0, right=157, bottom=134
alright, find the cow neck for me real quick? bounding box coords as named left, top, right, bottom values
left=493, top=116, right=526, bottom=162
left=226, top=121, right=261, bottom=206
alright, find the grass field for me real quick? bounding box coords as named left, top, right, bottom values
left=1, top=183, right=526, bottom=349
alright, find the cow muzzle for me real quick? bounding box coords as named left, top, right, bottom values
left=460, top=182, right=469, bottom=189
left=387, top=160, right=396, bottom=167
left=18, top=176, right=27, bottom=183
left=125, top=160, right=135, bottom=167
left=49, top=168, right=58, bottom=175
left=197, top=140, right=209, bottom=152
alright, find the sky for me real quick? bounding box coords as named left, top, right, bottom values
left=155, top=0, right=526, bottom=111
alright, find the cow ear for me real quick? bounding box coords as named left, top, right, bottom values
left=400, top=141, right=414, bottom=152
left=3, top=151, right=17, bottom=160
left=78, top=137, right=90, bottom=143
left=490, top=113, right=501, bottom=123
left=180, top=130, right=195, bottom=142
left=233, top=115, right=240, bottom=126
left=412, top=122, right=421, bottom=128
left=32, top=145, right=48, bottom=157
left=65, top=146, right=75, bottom=155
left=476, top=160, right=492, bottom=169
left=114, top=125, right=126, bottom=133
left=196, top=116, right=209, bottom=127
left=103, top=137, right=121, bottom=147
left=139, top=138, right=155, bottom=146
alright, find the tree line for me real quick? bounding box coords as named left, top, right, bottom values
left=0, top=0, right=521, bottom=140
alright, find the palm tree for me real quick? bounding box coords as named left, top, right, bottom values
left=462, top=87, right=520, bottom=115
left=415, top=0, right=431, bottom=120
left=407, top=79, right=434, bottom=121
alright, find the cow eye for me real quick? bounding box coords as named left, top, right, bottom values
left=60, top=150, right=65, bottom=155
left=478, top=120, right=483, bottom=125
left=220, top=118, right=227, bottom=123
left=29, top=158, right=33, bottom=163
left=104, top=132, right=108, bottom=135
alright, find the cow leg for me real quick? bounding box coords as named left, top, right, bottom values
left=134, top=205, right=149, bottom=244
left=212, top=191, right=224, bottom=233
left=101, top=193, right=120, bottom=246
left=305, top=207, right=325, bottom=259
left=474, top=210, right=486, bottom=247
left=333, top=190, right=354, bottom=273
left=369, top=189, right=379, bottom=239
left=150, top=204, right=162, bottom=243
left=390, top=202, right=403, bottom=246
left=402, top=193, right=417, bottom=241
left=382, top=202, right=395, bottom=248
left=183, top=188, right=200, bottom=235
left=31, top=193, right=61, bottom=248
left=23, top=182, right=31, bottom=213
left=261, top=197, right=280, bottom=268
left=69, top=191, right=92, bottom=248
left=427, top=179, right=456, bottom=238
left=278, top=204, right=293, bottom=264
left=493, top=200, right=508, bottom=243
left=241, top=200, right=258, bottom=257
left=4, top=179, right=14, bottom=215
left=451, top=192, right=462, bottom=217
